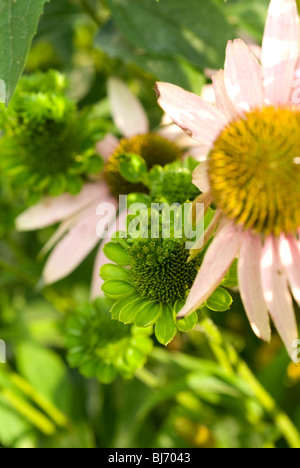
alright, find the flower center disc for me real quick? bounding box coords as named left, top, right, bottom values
left=128, top=239, right=200, bottom=304
left=104, top=133, right=182, bottom=198
left=208, top=107, right=300, bottom=236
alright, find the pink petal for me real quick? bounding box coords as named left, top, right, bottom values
left=261, top=236, right=298, bottom=357
left=189, top=209, right=222, bottom=258
left=261, top=0, right=300, bottom=105
left=39, top=218, right=77, bottom=259
left=279, top=234, right=300, bottom=307
left=90, top=210, right=128, bottom=300
left=16, top=183, right=107, bottom=231
left=158, top=116, right=209, bottom=155
left=192, top=162, right=211, bottom=193
left=249, top=45, right=262, bottom=62
left=212, top=70, right=239, bottom=121
left=188, top=191, right=214, bottom=226
left=177, top=223, right=243, bottom=318
left=39, top=200, right=103, bottom=258
left=108, top=77, right=149, bottom=138
left=96, top=133, right=119, bottom=161
left=156, top=82, right=227, bottom=147
left=200, top=84, right=216, bottom=105
left=158, top=115, right=188, bottom=142
left=183, top=144, right=210, bottom=163
left=237, top=32, right=262, bottom=61
left=238, top=232, right=271, bottom=342
left=158, top=118, right=210, bottom=162
left=225, top=39, right=264, bottom=111
left=43, top=197, right=118, bottom=284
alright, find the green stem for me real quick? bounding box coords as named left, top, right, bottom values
left=0, top=388, right=56, bottom=436
left=232, top=354, right=300, bottom=449
left=135, top=367, right=160, bottom=388
left=10, top=373, right=69, bottom=428
left=197, top=315, right=234, bottom=376
left=198, top=313, right=300, bottom=449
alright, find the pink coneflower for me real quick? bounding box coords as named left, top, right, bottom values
left=16, top=78, right=203, bottom=299
left=156, top=0, right=300, bottom=356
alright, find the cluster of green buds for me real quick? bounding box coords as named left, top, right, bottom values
left=116, top=153, right=201, bottom=204
left=100, top=207, right=236, bottom=346
left=0, top=70, right=105, bottom=204
left=66, top=298, right=153, bottom=384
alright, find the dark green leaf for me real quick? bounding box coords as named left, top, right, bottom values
left=106, top=0, right=235, bottom=69
left=95, top=20, right=205, bottom=93
left=0, top=0, right=49, bottom=105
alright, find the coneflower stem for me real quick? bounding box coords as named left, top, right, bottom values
left=135, top=368, right=160, bottom=388
left=197, top=313, right=300, bottom=449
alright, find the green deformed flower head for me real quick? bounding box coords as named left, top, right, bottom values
left=0, top=70, right=103, bottom=204
left=101, top=208, right=235, bottom=346
left=128, top=237, right=200, bottom=304
left=66, top=297, right=153, bottom=384
left=148, top=158, right=200, bottom=204
left=104, top=133, right=182, bottom=198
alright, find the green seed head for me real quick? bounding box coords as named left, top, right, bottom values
left=66, top=298, right=152, bottom=383
left=0, top=70, right=103, bottom=200
left=128, top=237, right=200, bottom=304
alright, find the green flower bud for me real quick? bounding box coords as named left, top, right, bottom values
left=118, top=153, right=148, bottom=184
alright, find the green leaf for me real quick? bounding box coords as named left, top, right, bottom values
left=0, top=397, right=32, bottom=447
left=131, top=334, right=153, bottom=355
left=118, top=153, right=148, bottom=184
left=106, top=0, right=235, bottom=70
left=33, top=0, right=81, bottom=63
left=96, top=362, right=117, bottom=384
left=103, top=242, right=131, bottom=266
left=155, top=304, right=177, bottom=345
left=125, top=347, right=145, bottom=368
left=85, top=155, right=104, bottom=174
left=80, top=359, right=99, bottom=379
left=100, top=264, right=131, bottom=282
left=0, top=0, right=49, bottom=105
left=206, top=287, right=233, bottom=312
left=174, top=301, right=198, bottom=332
left=48, top=174, right=67, bottom=196
left=134, top=301, right=161, bottom=327
left=102, top=280, right=136, bottom=300
left=15, top=341, right=71, bottom=413
left=111, top=296, right=140, bottom=320
left=222, top=259, right=238, bottom=288
left=95, top=20, right=205, bottom=93
left=127, top=193, right=152, bottom=208
left=225, top=0, right=268, bottom=42
left=119, top=299, right=146, bottom=324
left=187, top=373, right=241, bottom=398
